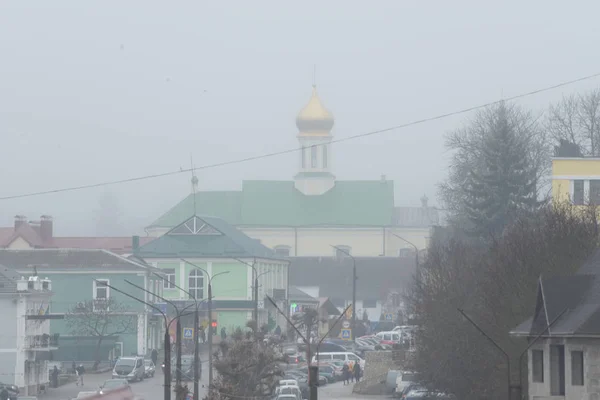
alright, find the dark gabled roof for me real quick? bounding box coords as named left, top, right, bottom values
left=512, top=248, right=600, bottom=337
left=0, top=249, right=151, bottom=272
left=137, top=215, right=282, bottom=260
left=289, top=256, right=415, bottom=300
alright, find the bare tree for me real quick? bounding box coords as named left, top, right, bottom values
left=546, top=88, right=600, bottom=155
left=407, top=203, right=598, bottom=400
left=205, top=321, right=285, bottom=400
left=65, top=298, right=137, bottom=369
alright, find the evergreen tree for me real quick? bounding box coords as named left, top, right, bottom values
left=440, top=101, right=548, bottom=236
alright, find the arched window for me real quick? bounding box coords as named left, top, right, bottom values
left=311, top=146, right=318, bottom=168
left=188, top=270, right=204, bottom=300
left=323, top=145, right=328, bottom=168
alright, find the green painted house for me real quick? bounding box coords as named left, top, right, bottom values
left=0, top=249, right=163, bottom=362
left=135, top=215, right=289, bottom=335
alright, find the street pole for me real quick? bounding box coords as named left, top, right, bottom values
left=208, top=281, right=213, bottom=389
left=330, top=245, right=357, bottom=343
left=458, top=308, right=510, bottom=400
left=390, top=233, right=420, bottom=283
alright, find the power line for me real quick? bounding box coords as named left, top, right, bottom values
left=2, top=71, right=600, bottom=202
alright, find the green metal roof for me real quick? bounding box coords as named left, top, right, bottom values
left=137, top=215, right=281, bottom=259
left=148, top=180, right=394, bottom=228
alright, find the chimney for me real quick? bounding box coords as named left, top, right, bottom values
left=14, top=215, right=26, bottom=231
left=132, top=236, right=140, bottom=253
left=40, top=215, right=53, bottom=242
left=420, top=194, right=429, bottom=208
left=381, top=175, right=386, bottom=182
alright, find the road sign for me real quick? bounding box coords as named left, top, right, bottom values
left=153, top=302, right=167, bottom=316
left=183, top=327, right=194, bottom=339
left=341, top=329, right=352, bottom=340
left=385, top=313, right=393, bottom=321
left=342, top=320, right=351, bottom=329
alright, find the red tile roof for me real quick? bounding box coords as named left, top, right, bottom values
left=0, top=223, right=154, bottom=254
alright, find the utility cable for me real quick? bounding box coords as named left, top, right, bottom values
left=1, top=71, right=600, bottom=201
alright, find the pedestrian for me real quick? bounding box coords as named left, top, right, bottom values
left=0, top=387, right=8, bottom=400
left=151, top=348, right=158, bottom=366
left=200, top=326, right=206, bottom=344
left=349, top=361, right=355, bottom=382
left=51, top=366, right=59, bottom=388
left=75, top=364, right=85, bottom=386
left=220, top=327, right=227, bottom=341
left=274, top=325, right=281, bottom=336
left=71, top=361, right=76, bottom=375
left=353, top=362, right=361, bottom=383
left=341, top=362, right=349, bottom=385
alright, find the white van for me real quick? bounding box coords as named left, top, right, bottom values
left=311, top=352, right=365, bottom=369
left=376, top=331, right=402, bottom=345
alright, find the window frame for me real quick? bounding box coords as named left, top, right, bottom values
left=163, top=268, right=176, bottom=290
left=571, top=350, right=584, bottom=386
left=311, top=145, right=318, bottom=168
left=532, top=349, right=544, bottom=383
left=188, top=269, right=204, bottom=300
left=573, top=180, right=584, bottom=205
left=323, top=145, right=328, bottom=168
left=93, top=279, right=110, bottom=301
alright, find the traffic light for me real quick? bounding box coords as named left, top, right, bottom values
left=211, top=320, right=217, bottom=328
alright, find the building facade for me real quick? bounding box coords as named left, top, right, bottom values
left=0, top=270, right=56, bottom=395
left=552, top=157, right=600, bottom=205
left=136, top=215, right=289, bottom=335
left=146, top=86, right=439, bottom=256
left=0, top=249, right=163, bottom=362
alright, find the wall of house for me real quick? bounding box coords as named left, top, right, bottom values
left=529, top=338, right=600, bottom=400
left=241, top=227, right=430, bottom=257
left=7, top=237, right=33, bottom=250
left=39, top=272, right=147, bottom=361
left=0, top=297, right=17, bottom=384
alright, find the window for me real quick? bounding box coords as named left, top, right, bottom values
left=323, top=145, right=328, bottom=168
left=311, top=146, right=317, bottom=168
left=333, top=354, right=345, bottom=361
left=274, top=245, right=290, bottom=257
left=163, top=269, right=176, bottom=289
left=573, top=180, right=584, bottom=205
left=571, top=350, right=584, bottom=386
left=348, top=354, right=359, bottom=361
left=591, top=180, right=600, bottom=205
left=94, top=279, right=109, bottom=300
left=532, top=349, right=544, bottom=383
left=188, top=270, right=204, bottom=300
left=335, top=245, right=351, bottom=258
left=301, top=146, right=306, bottom=168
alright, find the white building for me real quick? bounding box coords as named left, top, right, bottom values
left=0, top=270, right=56, bottom=395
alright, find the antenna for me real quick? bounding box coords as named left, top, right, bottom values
left=190, top=154, right=197, bottom=216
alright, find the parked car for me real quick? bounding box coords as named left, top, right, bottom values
left=112, top=357, right=145, bottom=382
left=314, top=364, right=337, bottom=382
left=0, top=382, right=19, bottom=400
left=274, top=385, right=302, bottom=400
left=376, top=331, right=402, bottom=346
left=143, top=360, right=155, bottom=378
left=311, top=352, right=365, bottom=369
left=396, top=371, right=419, bottom=396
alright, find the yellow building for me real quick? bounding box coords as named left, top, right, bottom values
left=552, top=157, right=600, bottom=205
left=147, top=85, right=441, bottom=256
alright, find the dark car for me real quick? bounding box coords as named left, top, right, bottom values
left=0, top=382, right=19, bottom=400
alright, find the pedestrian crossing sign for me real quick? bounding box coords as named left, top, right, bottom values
left=183, top=328, right=194, bottom=339
left=341, top=329, right=351, bottom=340
left=385, top=313, right=393, bottom=321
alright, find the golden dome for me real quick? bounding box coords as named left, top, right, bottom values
left=296, top=85, right=334, bottom=132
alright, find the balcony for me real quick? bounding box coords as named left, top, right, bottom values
left=24, top=333, right=59, bottom=350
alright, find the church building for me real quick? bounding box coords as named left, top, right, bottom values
left=147, top=85, right=439, bottom=257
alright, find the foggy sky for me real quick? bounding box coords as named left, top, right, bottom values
left=1, top=1, right=599, bottom=236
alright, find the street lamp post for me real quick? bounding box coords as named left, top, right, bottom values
left=330, top=245, right=357, bottom=343
left=181, top=259, right=230, bottom=389
left=149, top=272, right=205, bottom=400
left=125, top=280, right=196, bottom=392
left=390, top=233, right=420, bottom=282
left=95, top=280, right=193, bottom=400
